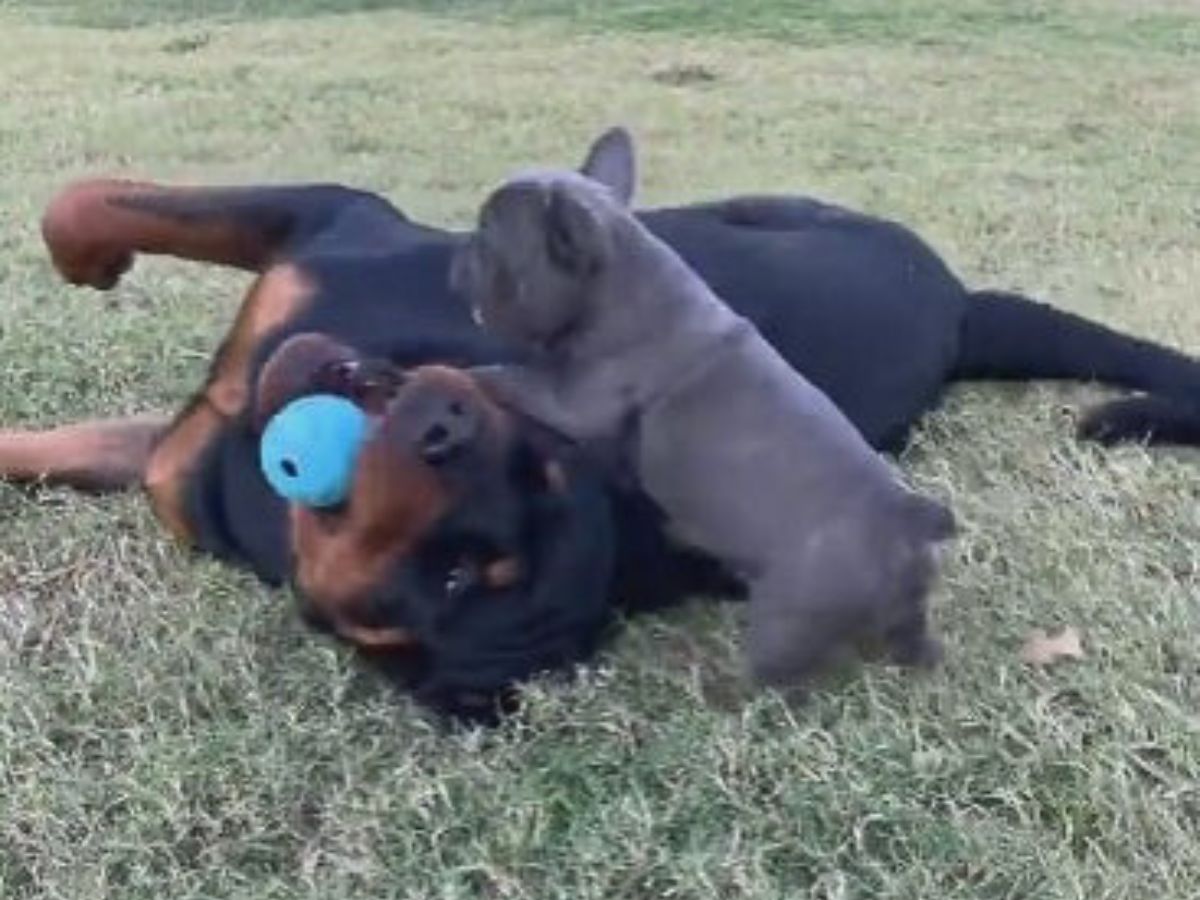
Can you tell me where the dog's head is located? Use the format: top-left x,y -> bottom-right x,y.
254,332 -> 616,723
450,127 -> 640,356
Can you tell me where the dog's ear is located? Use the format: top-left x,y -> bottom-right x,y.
579,126 -> 637,207
254,332 -> 361,430
545,186 -> 607,276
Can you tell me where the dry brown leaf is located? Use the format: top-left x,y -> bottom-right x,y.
1020,626 -> 1084,667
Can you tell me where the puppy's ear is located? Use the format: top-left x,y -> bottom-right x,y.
579,126 -> 637,207
545,186 -> 607,276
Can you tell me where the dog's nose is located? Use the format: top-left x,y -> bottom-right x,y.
417,396 -> 478,463
385,381 -> 482,465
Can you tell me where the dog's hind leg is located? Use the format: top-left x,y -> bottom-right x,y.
955,289 -> 1200,445
40,179 -> 399,290
1077,395 -> 1200,447
0,416 -> 168,492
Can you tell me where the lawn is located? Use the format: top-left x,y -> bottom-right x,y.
1,0 -> 1198,897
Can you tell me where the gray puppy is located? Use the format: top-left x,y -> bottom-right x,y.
452,128 -> 956,687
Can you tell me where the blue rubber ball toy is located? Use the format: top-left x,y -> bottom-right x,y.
260,394 -> 368,508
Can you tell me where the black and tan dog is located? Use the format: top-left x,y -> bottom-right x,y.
1,130 -> 1196,720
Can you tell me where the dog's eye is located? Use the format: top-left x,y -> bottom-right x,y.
312,360 -> 362,398
324,360 -> 361,389
444,561 -> 478,599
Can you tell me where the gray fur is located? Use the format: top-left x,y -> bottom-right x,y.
453,127 -> 956,687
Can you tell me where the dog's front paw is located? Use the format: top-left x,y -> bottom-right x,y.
41,180 -> 138,290
49,241 -> 133,290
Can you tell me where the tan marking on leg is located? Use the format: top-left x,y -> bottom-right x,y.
206,264 -> 316,417
142,264 -> 315,543
143,400 -> 224,543
0,417 -> 167,491
41,179 -> 272,289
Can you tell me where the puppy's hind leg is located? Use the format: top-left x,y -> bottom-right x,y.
879,540 -> 945,670
882,605 -> 943,669
743,571 -> 860,690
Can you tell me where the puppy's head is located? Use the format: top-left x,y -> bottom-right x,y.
451,127 -> 639,353
254,333 -> 616,723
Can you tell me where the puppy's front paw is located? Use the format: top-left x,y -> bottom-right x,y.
888,631 -> 944,670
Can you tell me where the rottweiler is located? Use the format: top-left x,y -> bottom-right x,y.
2,129 -> 1196,721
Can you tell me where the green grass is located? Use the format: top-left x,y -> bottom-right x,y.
1,1 -> 1198,897
19,0 -> 1200,56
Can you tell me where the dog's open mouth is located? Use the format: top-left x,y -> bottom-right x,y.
257,337 -> 504,528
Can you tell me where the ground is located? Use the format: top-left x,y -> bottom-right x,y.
0,1 -> 1197,897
